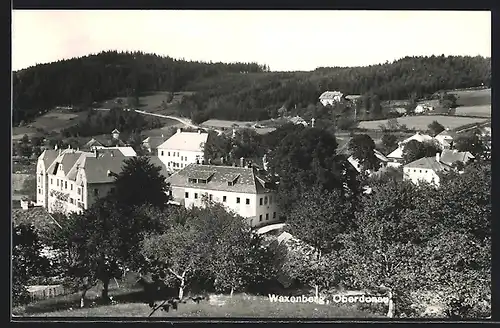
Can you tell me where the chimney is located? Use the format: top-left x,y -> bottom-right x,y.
198,129 -> 201,134
107,170 -> 112,176
311,118 -> 315,128
240,157 -> 244,168
435,152 -> 440,162
95,149 -> 99,158
177,128 -> 181,134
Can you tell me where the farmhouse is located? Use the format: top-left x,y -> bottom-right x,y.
82,129 -> 128,150
345,94 -> 362,103
403,152 -> 451,187
167,162 -> 280,227
439,149 -> 475,167
289,116 -> 308,126
157,129 -> 209,172
319,91 -> 344,106
386,132 -> 434,167
36,148 -> 167,214
434,129 -> 458,149
414,104 -> 434,114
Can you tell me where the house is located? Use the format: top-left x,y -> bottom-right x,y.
289,116 -> 308,126
345,95 -> 362,103
434,129 -> 458,149
142,135 -> 168,154
439,149 -> 475,167
389,107 -> 407,116
82,129 -> 128,150
319,91 -> 344,106
386,132 -> 434,167
403,152 -> 451,187
167,161 -> 280,228
93,146 -> 137,157
36,147 -> 168,214
347,149 -> 389,174
157,129 -> 209,172
414,104 -> 434,114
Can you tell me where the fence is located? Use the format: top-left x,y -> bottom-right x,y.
27,285 -> 71,302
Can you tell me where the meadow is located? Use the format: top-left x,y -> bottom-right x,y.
12,111 -> 87,140
358,115 -> 489,131
450,88 -> 491,117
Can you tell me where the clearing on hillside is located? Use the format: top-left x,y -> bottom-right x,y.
12,110 -> 87,140
358,115 -> 488,131
453,104 -> 491,117
449,88 -> 491,107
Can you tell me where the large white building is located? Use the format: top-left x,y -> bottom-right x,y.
167,162 -> 280,227
403,152 -> 451,187
36,147 -> 167,214
157,129 -> 209,172
319,91 -> 344,107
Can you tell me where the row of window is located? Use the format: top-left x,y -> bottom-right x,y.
184,192 -> 273,206
50,178 -> 82,195
168,162 -> 187,168
259,212 -> 277,222
406,168 -> 429,174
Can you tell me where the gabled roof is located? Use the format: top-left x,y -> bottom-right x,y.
402,132 -> 434,144
167,164 -> 274,194
83,156 -> 127,184
157,131 -> 209,152
387,147 -> 403,159
39,149 -> 59,170
46,150 -> 93,176
84,138 -> 104,148
435,129 -> 458,139
440,149 -> 475,165
112,129 -> 120,133
319,91 -> 343,99
404,157 -> 451,172
96,146 -> 136,157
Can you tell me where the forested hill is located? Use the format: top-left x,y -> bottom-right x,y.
12,51 -> 268,124
13,52 -> 490,124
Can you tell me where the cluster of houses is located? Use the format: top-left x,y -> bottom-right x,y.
30,115 -> 490,226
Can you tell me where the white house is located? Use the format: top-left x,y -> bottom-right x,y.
167,162 -> 280,228
36,147 -> 168,214
289,116 -> 308,126
434,129 -> 458,150
142,135 -> 167,154
157,129 -> 209,172
386,132 -> 435,167
319,91 -> 344,107
414,104 -> 434,114
439,149 -> 475,167
403,152 -> 451,187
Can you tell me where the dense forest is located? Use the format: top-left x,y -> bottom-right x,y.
12,51 -> 268,124
13,51 -> 490,125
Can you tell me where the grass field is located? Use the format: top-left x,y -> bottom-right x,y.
13,110 -> 87,139
18,292 -> 380,318
358,115 -> 489,131
453,104 -> 491,117
450,88 -> 491,107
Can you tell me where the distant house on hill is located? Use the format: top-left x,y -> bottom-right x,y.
82,129 -> 127,150
157,128 -> 209,172
434,129 -> 458,150
289,116 -> 308,126
345,95 -> 362,103
414,104 -> 434,114
319,91 -> 344,106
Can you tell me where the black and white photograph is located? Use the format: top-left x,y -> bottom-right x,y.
11,9 -> 491,320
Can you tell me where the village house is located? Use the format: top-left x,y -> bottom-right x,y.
82,129 -> 128,150
439,149 -> 475,168
319,91 -> 344,106
386,132 -> 434,167
434,129 -> 458,149
167,160 -> 279,227
289,116 -> 308,126
157,129 -> 209,172
36,147 -> 167,214
414,104 -> 434,114
347,149 -> 389,174
403,152 -> 451,187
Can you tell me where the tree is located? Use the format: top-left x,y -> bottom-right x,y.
428,121 -> 445,136
402,140 -> 439,164
112,156 -> 170,210
454,133 -> 484,156
348,134 -> 380,172
12,223 -> 49,306
381,134 -> 398,154
370,95 -> 382,119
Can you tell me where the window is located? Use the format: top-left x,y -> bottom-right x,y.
264,196 -> 268,205
266,213 -> 269,220
38,189 -> 41,194
413,169 -> 416,172
38,176 -> 40,183
209,194 -> 213,201
260,198 -> 263,205
195,193 -> 198,199
65,181 -> 67,189
110,188 -> 115,194
78,188 -> 81,195
185,192 -> 189,198
269,196 -> 273,204
273,212 -> 276,219
246,198 -> 250,205
223,195 -> 227,202
168,152 -> 170,156
161,151 -> 164,156
70,198 -> 74,204
259,215 -> 263,221
168,162 -> 171,167
70,184 -> 73,191
419,170 -> 422,173
236,197 -> 241,204
177,152 -> 180,157
50,178 -> 53,185
93,189 -> 99,197
57,179 -> 59,187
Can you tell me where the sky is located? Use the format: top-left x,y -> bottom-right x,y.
12,10 -> 491,72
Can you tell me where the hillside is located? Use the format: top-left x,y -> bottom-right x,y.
13,52 -> 490,125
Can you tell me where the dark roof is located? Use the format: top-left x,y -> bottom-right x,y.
142,136 -> 167,149
404,156 -> 451,172
148,156 -> 170,178
83,138 -> 104,148
40,150 -> 59,170
168,164 -> 273,194
84,157 -> 127,184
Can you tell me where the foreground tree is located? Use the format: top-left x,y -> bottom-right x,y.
380,134 -> 398,154
348,134 -> 379,171
454,132 -> 484,156
402,140 -> 440,164
427,120 -> 445,136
